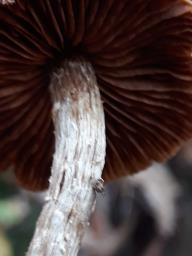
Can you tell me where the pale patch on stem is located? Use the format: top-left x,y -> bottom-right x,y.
27,60 -> 106,256
0,0 -> 15,5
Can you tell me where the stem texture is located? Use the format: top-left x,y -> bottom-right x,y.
27,59 -> 106,256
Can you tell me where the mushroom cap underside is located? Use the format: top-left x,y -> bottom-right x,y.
0,0 -> 192,190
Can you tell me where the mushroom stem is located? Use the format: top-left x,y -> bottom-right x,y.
27,60 -> 106,256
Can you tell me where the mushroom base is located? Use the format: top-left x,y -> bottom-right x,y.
27,60 -> 106,256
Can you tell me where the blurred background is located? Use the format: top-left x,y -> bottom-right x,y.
1,140 -> 192,256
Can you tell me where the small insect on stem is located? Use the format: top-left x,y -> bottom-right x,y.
92,178 -> 105,194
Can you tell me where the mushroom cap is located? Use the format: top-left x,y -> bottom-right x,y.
0,0 -> 192,190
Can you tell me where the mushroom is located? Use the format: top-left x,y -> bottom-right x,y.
0,0 -> 192,255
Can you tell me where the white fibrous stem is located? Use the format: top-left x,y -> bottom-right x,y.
27,60 -> 106,256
